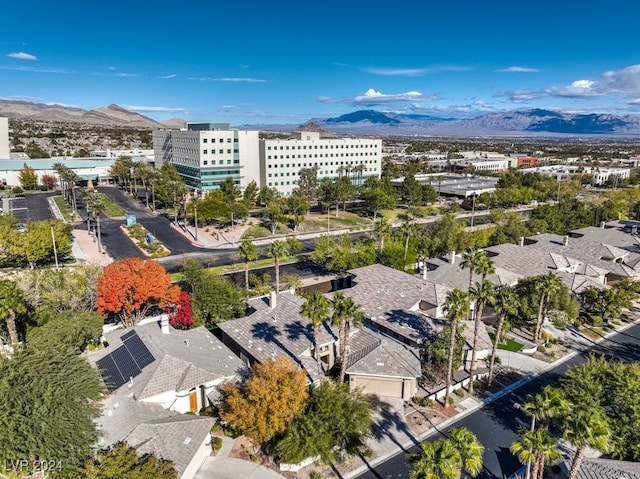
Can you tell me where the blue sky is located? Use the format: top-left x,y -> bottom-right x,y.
2,0 -> 640,124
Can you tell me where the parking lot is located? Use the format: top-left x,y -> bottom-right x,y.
2,193 -> 56,222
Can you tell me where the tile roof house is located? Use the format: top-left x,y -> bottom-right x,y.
218,290 -> 422,399
90,321 -> 242,479
562,456 -> 640,479
484,243 -> 608,294
337,264 -> 452,347
93,321 -> 244,414
524,233 -> 640,282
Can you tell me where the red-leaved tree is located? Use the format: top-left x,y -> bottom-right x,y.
167,291 -> 194,330
97,258 -> 180,327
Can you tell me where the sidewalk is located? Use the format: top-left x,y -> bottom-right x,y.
72,228 -> 113,267
194,436 -> 286,479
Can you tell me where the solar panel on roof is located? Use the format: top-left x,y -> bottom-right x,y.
96,330 -> 156,393
120,330 -> 136,341
111,346 -> 142,382
123,333 -> 155,369
96,354 -> 127,392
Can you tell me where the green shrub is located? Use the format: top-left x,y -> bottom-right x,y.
413,396 -> 434,407
454,388 -> 465,397
211,437 -> 223,453
448,396 -> 455,405
309,472 -> 325,479
200,405 -> 218,417
12,187 -> 23,194
537,345 -> 546,353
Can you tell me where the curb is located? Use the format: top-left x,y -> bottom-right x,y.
344,316 -> 640,479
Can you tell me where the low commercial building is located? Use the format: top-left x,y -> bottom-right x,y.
520,164 -> 631,185
0,158 -> 115,187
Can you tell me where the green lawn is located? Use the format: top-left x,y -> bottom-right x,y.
53,196 -> 74,222
489,333 -> 524,352
241,224 -> 273,239
102,196 -> 126,217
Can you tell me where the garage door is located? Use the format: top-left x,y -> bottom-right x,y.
353,377 -> 403,398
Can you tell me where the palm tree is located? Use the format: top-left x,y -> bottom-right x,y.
461,249 -> 485,320
448,427 -> 484,478
82,188 -> 107,254
237,240 -> 258,291
523,386 -> 569,432
488,288 -> 518,386
332,292 -> 364,384
300,292 -> 332,381
510,428 -> 561,479
267,240 -> 290,293
374,217 -> 392,252
533,272 -> 563,342
475,253 -> 495,282
0,279 -> 28,347
409,439 -> 460,479
442,289 -> 469,407
561,408 -> 611,479
400,220 -> 414,262
467,280 -> 496,393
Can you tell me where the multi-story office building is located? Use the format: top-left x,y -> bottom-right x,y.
260,131 -> 382,196
153,123 -> 260,193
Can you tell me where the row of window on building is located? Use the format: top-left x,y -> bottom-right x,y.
266,144 -> 376,150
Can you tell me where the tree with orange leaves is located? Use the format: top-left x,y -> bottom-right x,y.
219,355 -> 308,444
96,258 -> 180,327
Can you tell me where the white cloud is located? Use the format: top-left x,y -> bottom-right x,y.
7,52 -> 37,61
218,105 -> 237,111
0,65 -> 67,74
362,67 -> 428,76
187,76 -> 266,83
350,88 -> 439,106
238,64 -> 250,69
122,105 -> 188,113
317,96 -> 338,104
497,66 -> 539,73
161,74 -> 177,79
116,72 -> 139,78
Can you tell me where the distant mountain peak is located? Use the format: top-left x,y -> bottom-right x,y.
325,110 -> 400,124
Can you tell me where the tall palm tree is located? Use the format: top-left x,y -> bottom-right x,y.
561,408 -> 611,479
300,292 -> 332,381
82,188 -> 107,254
523,386 -> 569,432
461,249 -> 485,320
400,220 -> 414,262
488,288 -> 518,385
442,289 -> 469,407
448,427 -> 484,478
332,292 -> 364,384
267,240 -> 290,293
374,217 -> 392,252
475,253 -> 495,282
409,439 -> 460,479
510,428 -> 561,479
467,280 -> 496,394
237,240 -> 258,291
533,272 -> 563,342
0,279 -> 28,347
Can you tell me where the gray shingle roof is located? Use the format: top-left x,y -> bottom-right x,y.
93,323 -> 244,398
425,255 -> 520,289
221,292 -> 338,361
370,309 -> 445,346
126,415 -> 215,477
343,264 -> 451,317
572,225 -> 640,253
572,456 -> 640,479
459,320 -> 492,351
484,243 -> 609,292
347,334 -> 421,379
525,233 -> 640,278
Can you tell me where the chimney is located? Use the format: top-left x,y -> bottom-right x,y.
269,291 -> 277,309
600,221 -> 606,229
563,235 -> 569,246
449,250 -> 456,265
519,236 -> 525,247
160,314 -> 170,334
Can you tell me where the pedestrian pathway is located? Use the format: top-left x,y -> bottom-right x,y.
194,436 -> 287,479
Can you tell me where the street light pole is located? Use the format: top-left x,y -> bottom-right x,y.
471,194 -> 476,227
51,225 -> 59,268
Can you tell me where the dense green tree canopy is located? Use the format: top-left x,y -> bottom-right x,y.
0,349 -> 103,477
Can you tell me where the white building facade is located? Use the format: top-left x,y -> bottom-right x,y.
153,123 -> 260,193
260,131 -> 382,196
0,118 -> 9,159
520,165 -> 631,185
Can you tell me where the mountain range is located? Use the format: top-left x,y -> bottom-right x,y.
2,100 -> 640,137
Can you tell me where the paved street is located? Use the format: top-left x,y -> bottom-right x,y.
352,322 -> 640,479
